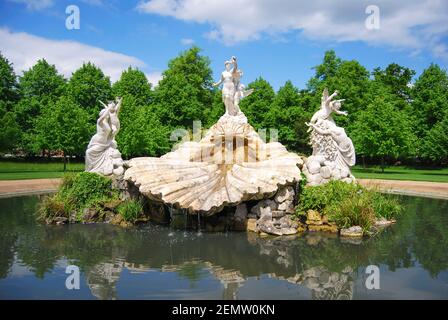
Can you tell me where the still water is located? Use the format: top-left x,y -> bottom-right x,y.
0,195 -> 447,300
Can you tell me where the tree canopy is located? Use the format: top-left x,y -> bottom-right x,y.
0,48 -> 447,166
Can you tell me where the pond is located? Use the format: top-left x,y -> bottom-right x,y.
0,195 -> 447,300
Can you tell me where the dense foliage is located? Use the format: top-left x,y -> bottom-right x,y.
38,172 -> 145,224
0,48 -> 447,165
296,180 -> 402,231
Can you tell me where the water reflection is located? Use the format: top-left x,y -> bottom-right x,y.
0,195 -> 447,299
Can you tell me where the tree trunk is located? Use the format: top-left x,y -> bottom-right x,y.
381,156 -> 385,173
63,153 -> 67,172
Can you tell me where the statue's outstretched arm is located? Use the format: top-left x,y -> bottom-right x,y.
325,90 -> 339,105
115,97 -> 122,114
306,122 -> 330,135
334,109 -> 348,116
212,74 -> 224,87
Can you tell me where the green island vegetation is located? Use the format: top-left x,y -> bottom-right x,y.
296,180 -> 402,232
0,47 -> 447,182
38,172 -> 145,226
40,171 -> 402,235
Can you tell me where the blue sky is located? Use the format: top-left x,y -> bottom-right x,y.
0,0 -> 447,89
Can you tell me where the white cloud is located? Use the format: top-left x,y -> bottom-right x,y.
180,38 -> 195,45
0,28 -> 161,84
7,0 -> 53,10
137,0 -> 448,59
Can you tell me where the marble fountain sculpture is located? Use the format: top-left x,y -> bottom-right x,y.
303,89 -> 356,186
124,57 -> 303,215
85,98 -> 124,176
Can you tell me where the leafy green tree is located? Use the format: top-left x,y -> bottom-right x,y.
239,77 -> 275,131
307,50 -> 341,91
421,114 -> 448,164
14,59 -> 66,154
0,52 -> 19,105
66,62 -> 112,119
373,63 -> 415,101
116,95 -> 170,158
112,67 -> 153,106
264,80 -> 309,152
306,51 -> 370,129
153,47 -> 213,129
352,84 -> 416,171
34,96 -> 92,168
0,53 -> 20,152
0,103 -> 21,153
411,64 -> 448,139
203,89 -> 224,128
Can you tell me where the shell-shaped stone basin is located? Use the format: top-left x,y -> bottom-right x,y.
124,113 -> 303,215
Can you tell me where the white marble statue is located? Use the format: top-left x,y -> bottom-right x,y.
85,97 -> 124,176
303,89 -> 355,185
212,56 -> 254,116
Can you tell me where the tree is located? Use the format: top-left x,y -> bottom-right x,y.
34,96 -> 92,169
0,103 -> 21,153
203,88 -> 225,128
116,95 -> 170,158
239,77 -> 275,131
411,64 -> 448,139
352,84 -> 416,171
421,114 -> 448,164
66,62 -> 112,119
0,53 -> 20,152
14,59 -> 66,154
264,80 -> 309,152
307,50 -> 341,92
153,46 -> 214,130
0,52 -> 19,105
112,67 -> 153,106
306,51 -> 370,129
373,63 -> 415,101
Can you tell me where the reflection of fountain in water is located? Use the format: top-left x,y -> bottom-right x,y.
82,230 -> 355,300
85,260 -> 124,300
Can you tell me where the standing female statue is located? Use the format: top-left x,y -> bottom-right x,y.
213,56 -> 253,116
85,97 -> 124,176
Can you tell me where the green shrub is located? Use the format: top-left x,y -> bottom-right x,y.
117,199 -> 143,222
297,180 -> 363,214
39,172 -> 119,221
296,180 -> 401,230
371,192 -> 402,220
326,192 -> 376,231
59,172 -> 117,210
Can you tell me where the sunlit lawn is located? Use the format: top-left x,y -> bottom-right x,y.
1,160 -> 447,183
352,165 -> 448,183
0,161 -> 85,180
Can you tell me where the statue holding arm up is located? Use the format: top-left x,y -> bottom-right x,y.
85,97 -> 124,176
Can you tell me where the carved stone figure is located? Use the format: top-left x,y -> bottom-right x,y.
212,56 -> 253,116
303,89 -> 355,185
85,98 -> 124,176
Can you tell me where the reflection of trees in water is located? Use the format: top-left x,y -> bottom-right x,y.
1,195 -> 448,299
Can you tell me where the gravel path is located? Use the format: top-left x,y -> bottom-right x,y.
0,178 -> 447,199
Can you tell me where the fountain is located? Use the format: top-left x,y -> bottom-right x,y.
124,57 -> 303,216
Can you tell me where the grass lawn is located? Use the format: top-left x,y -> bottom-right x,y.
352,165 -> 448,183
1,161 -> 447,183
0,161 -> 85,180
